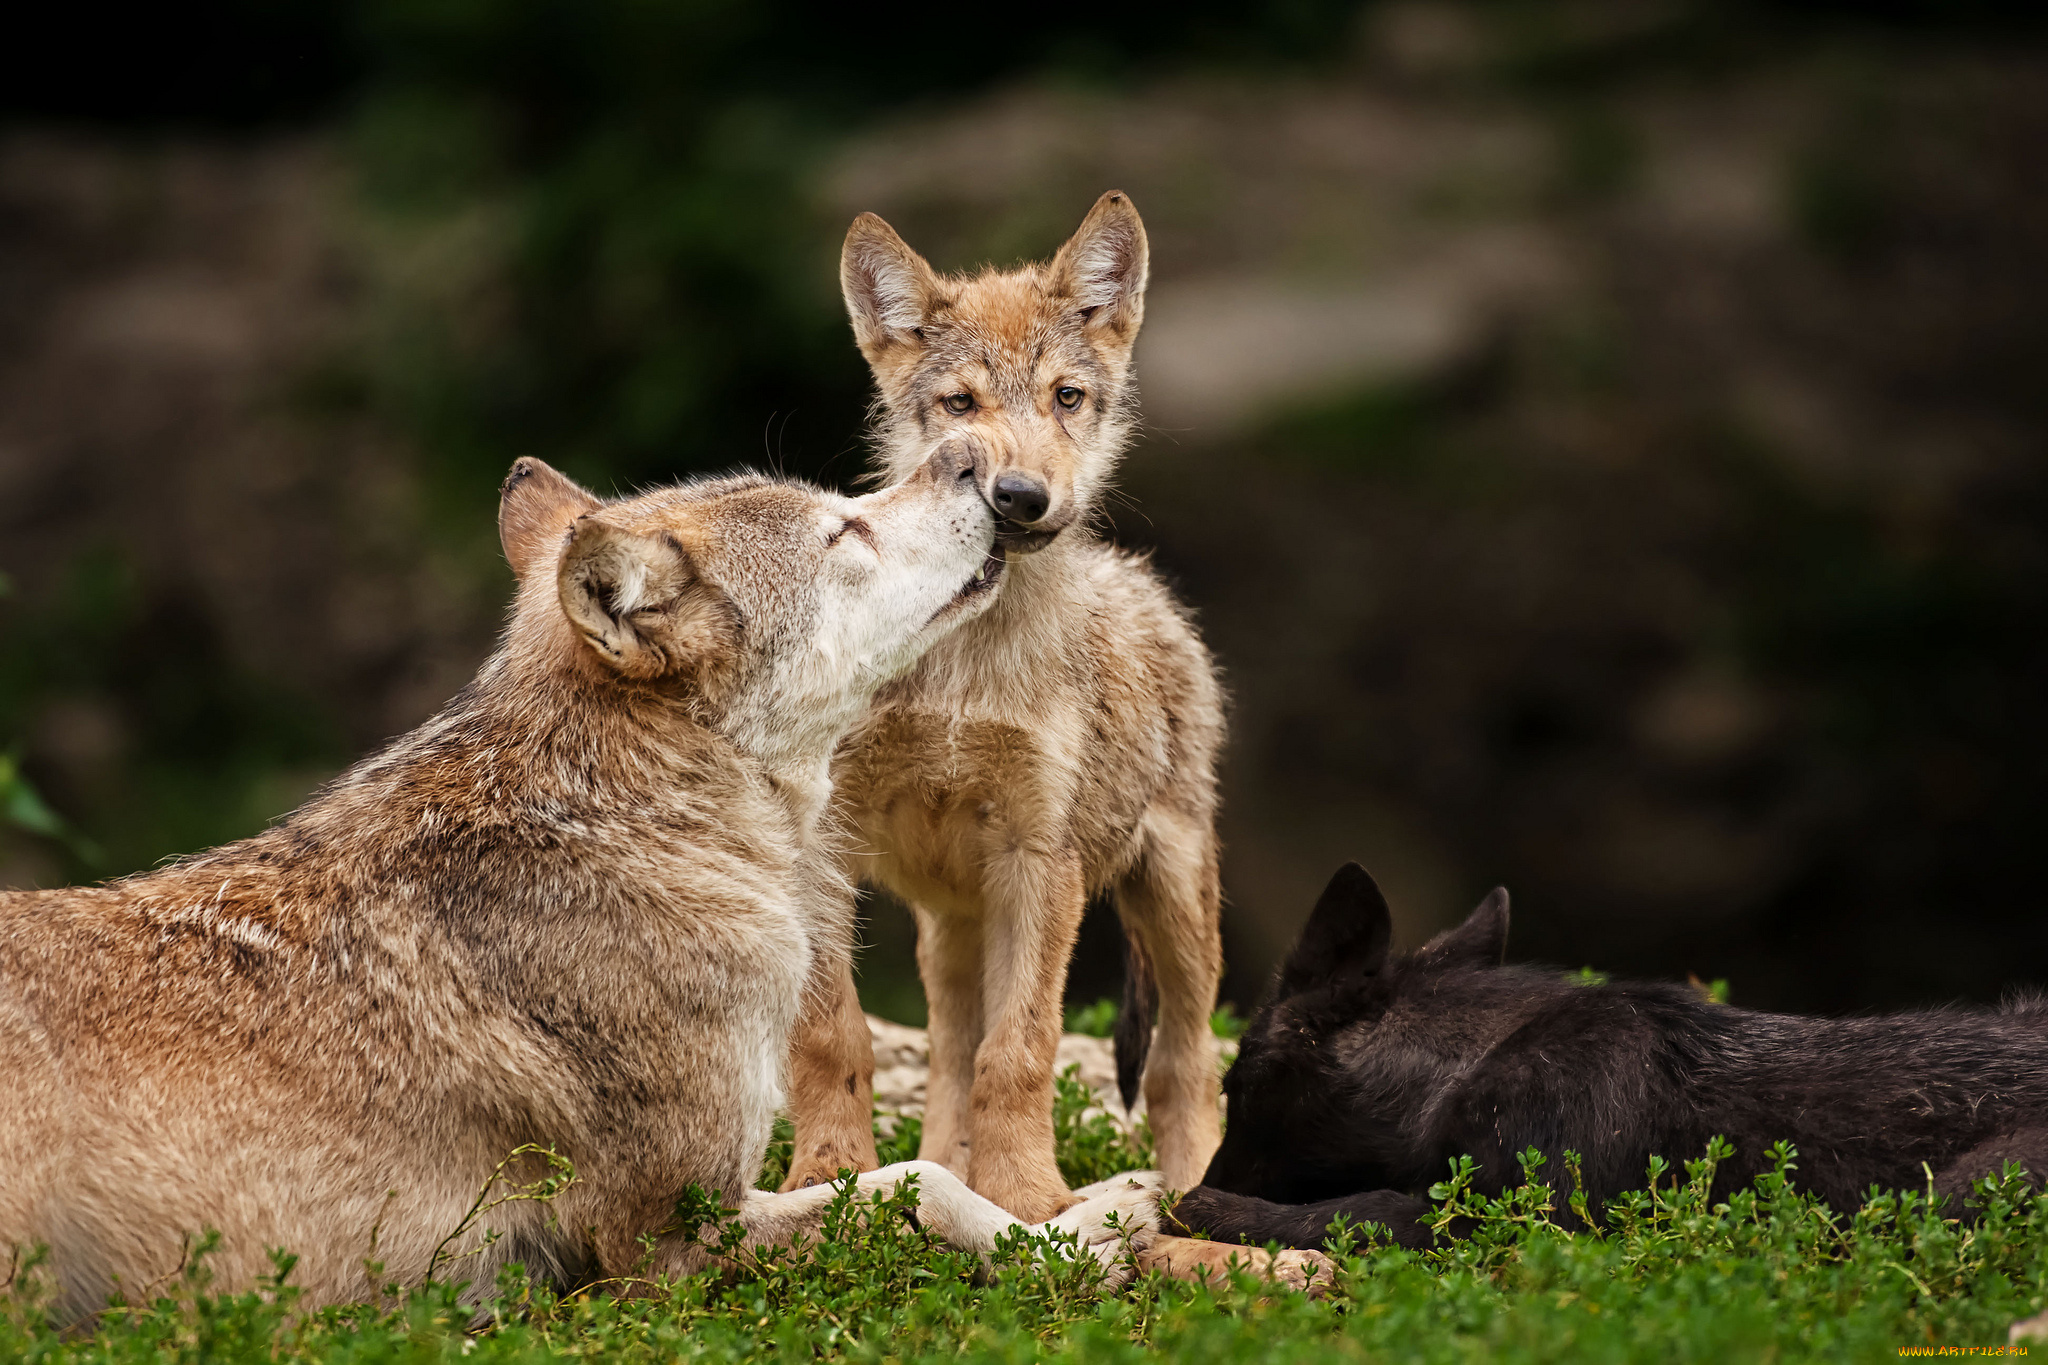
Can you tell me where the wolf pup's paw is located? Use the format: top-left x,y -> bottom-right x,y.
779,1153 -> 874,1192
778,1131 -> 882,1192
975,1167 -> 1083,1224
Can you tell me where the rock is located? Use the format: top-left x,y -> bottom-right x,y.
862,1014 -> 1233,1129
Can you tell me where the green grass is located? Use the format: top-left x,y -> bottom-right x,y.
6,1074 -> 2044,1364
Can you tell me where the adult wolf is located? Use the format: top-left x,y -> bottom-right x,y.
0,445 -> 1161,1322
779,192 -> 1226,1220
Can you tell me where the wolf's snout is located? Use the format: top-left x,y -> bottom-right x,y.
991,472 -> 1050,526
922,438 -> 986,490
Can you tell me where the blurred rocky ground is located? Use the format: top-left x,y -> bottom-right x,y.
864,1014 -> 1232,1133
3,2 -> 2044,1015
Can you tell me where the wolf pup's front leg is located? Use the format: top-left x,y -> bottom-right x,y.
955,848 -> 1090,1220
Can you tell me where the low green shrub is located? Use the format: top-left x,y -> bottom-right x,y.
6,1115 -> 2043,1363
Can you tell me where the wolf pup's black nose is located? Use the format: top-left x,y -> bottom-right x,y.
991,472 -> 1050,525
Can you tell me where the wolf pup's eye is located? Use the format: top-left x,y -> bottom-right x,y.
942,393 -> 974,415
1055,386 -> 1084,409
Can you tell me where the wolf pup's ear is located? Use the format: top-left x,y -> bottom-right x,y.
842,213 -> 944,361
1049,190 -> 1149,340
1420,888 -> 1511,969
1276,862 -> 1394,998
501,457 -> 600,581
557,517 -> 732,682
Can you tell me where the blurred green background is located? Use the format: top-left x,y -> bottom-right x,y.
3,0 -> 2044,1019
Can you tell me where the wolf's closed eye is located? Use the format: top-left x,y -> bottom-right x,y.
827,517 -> 877,550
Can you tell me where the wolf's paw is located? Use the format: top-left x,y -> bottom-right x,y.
1064,1170 -> 1167,1208
1047,1171 -> 1165,1244
1268,1248 -> 1337,1299
1034,1170 -> 1164,1289
1136,1236 -> 1336,1299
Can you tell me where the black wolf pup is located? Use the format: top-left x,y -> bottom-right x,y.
1171,863 -> 2048,1250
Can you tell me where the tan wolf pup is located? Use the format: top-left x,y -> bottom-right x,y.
0,445 -> 1162,1322
780,192 -> 1226,1221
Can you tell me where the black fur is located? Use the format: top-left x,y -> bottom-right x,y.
1171,863 -> 2048,1250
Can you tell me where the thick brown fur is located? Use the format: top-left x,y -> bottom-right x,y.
0,448 -> 1165,1321
781,192 -> 1226,1220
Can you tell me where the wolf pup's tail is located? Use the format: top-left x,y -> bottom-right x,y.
1114,922 -> 1156,1111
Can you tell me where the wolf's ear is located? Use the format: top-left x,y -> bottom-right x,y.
842,213 -> 944,361
1420,888 -> 1511,969
557,516 -> 731,681
1049,190 -> 1149,340
501,457 -> 600,580
1276,862 -> 1394,998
